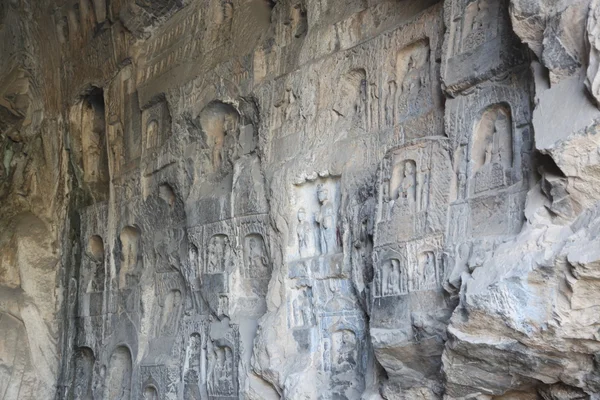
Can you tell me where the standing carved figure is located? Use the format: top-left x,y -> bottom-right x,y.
248,237 -> 269,277
315,185 -> 337,255
401,161 -> 417,209
207,237 -> 220,273
297,207 -> 313,257
222,236 -> 232,271
422,252 -> 437,289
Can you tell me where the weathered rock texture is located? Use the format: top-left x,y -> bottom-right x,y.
1,0 -> 600,399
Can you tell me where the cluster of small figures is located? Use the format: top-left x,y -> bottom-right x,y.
207,347 -> 234,395
207,235 -> 232,273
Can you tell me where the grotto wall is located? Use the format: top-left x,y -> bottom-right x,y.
1,0 -> 600,399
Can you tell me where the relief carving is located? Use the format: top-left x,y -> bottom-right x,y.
199,101 -> 239,173
183,333 -> 203,400
72,347 -> 94,400
206,234 -> 233,274
291,178 -> 341,260
158,289 -> 183,336
243,234 -> 270,279
142,100 -> 170,152
103,346 -> 132,400
315,184 -> 339,255
119,226 -> 142,289
374,258 -> 408,298
471,104 -> 513,194
206,332 -> 238,399
289,286 -> 315,328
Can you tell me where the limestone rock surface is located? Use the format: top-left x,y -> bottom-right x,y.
0,0 -> 600,399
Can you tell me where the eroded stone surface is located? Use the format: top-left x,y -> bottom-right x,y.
1,0 -> 600,399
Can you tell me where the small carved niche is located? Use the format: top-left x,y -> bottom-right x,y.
390,159 -> 417,205
374,258 -> 407,298
145,120 -> 159,149
103,346 -> 132,400
333,68 -> 367,120
81,88 -> 109,190
72,347 -> 94,400
292,177 -> 341,261
331,329 -> 358,374
119,226 -> 141,289
159,289 -> 182,336
416,251 -> 438,291
142,100 -> 170,152
243,234 -> 271,279
461,0 -> 493,52
87,235 -> 104,262
471,104 -> 513,193
207,343 -> 235,396
206,234 -> 233,274
143,386 -> 158,400
199,101 -> 240,172
87,235 -> 105,293
158,183 -> 176,207
288,286 -> 315,328
184,333 -> 203,398
396,39 -> 430,97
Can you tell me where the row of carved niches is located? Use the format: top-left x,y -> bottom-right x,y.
73,313 -> 243,399
77,224 -> 142,337
446,70 -> 533,241
188,214 -> 272,318
260,7 -> 443,164
71,345 -> 134,400
138,0 -> 234,86
442,0 -> 527,94
376,138 -> 452,246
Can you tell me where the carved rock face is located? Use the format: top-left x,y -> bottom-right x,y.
2,0 -> 600,399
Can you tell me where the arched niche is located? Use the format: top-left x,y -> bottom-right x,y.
396,39 -> 430,96
199,101 -> 240,172
184,333 -> 203,398
145,119 -> 159,150
158,182 -> 176,207
416,250 -> 438,291
206,233 -> 232,274
72,346 -> 95,400
80,88 -> 109,192
470,103 -> 513,194
243,233 -> 270,279
143,385 -> 158,400
87,235 -> 105,293
331,329 -> 358,374
390,159 -> 417,205
158,289 -> 182,336
87,235 -> 104,262
103,346 -> 132,400
118,225 -> 141,289
472,103 -> 512,171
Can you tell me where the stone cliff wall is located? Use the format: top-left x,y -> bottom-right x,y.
0,0 -> 600,399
